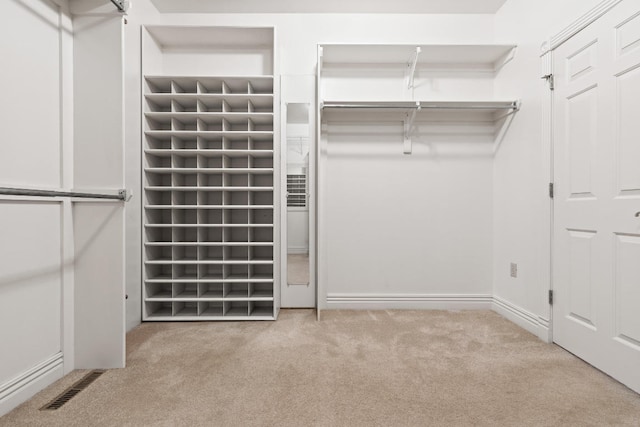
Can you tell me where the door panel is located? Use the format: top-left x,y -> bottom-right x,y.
553,0 -> 640,393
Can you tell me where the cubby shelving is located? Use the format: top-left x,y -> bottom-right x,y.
143,75 -> 276,320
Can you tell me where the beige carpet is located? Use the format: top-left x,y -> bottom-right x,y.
2,310 -> 640,426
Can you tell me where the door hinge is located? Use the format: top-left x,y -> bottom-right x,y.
549,182 -> 554,199
548,290 -> 554,305
541,74 -> 554,91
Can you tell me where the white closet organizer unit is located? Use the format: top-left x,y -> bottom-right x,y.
142,26 -> 279,320
319,44 -> 520,153
316,44 -> 520,312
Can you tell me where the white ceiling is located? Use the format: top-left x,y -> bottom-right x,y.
149,0 -> 509,14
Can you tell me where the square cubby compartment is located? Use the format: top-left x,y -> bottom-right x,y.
199,227 -> 222,243
199,283 -> 223,298
197,79 -> 223,94
199,156 -> 223,169
174,246 -> 198,261
173,156 -> 197,169
200,264 -> 223,280
173,301 -> 198,317
172,138 -> 197,150
250,209 -> 273,225
174,283 -> 198,299
224,301 -> 248,317
224,80 -> 248,94
250,138 -> 273,151
224,192 -> 248,206
145,208 -> 172,225
171,80 -> 197,94
146,264 -> 172,280
224,209 -> 248,225
172,119 -> 197,131
173,209 -> 197,225
198,137 -> 222,150
200,246 -> 223,261
250,174 -> 272,188
174,264 -> 198,280
225,138 -> 248,150
227,264 -> 249,280
199,173 -> 222,187
225,227 -> 248,243
172,173 -> 198,187
173,227 -> 198,243
198,99 -> 223,113
146,245 -> 172,261
171,99 -> 197,113
146,154 -> 171,169
146,172 -> 171,187
250,227 -> 272,243
145,301 -> 172,318
145,283 -> 172,299
224,121 -> 248,132
198,118 -> 222,132
224,174 -> 248,187
199,301 -> 223,317
198,209 -> 222,225
225,246 -> 248,261
199,191 -> 223,206
145,190 -> 171,206
147,136 -> 171,149
251,264 -> 273,280
250,192 -> 272,206
250,246 -> 273,262
251,157 -> 273,168
145,99 -> 170,112
227,157 -> 248,169
225,282 -> 249,298
250,283 -> 273,298
145,227 -> 172,243
173,191 -> 198,205
249,301 -> 274,317
146,117 -> 171,131
224,99 -> 249,113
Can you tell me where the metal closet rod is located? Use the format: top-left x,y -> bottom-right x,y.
323,102 -> 519,110
110,0 -> 126,12
0,187 -> 128,201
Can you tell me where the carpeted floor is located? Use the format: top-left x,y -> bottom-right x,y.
2,309 -> 640,426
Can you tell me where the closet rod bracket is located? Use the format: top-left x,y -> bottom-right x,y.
404,102 -> 420,154
407,47 -> 422,90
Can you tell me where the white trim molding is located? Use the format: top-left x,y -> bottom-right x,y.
492,296 -> 551,342
326,293 -> 493,310
0,353 -> 64,416
545,0 -> 623,53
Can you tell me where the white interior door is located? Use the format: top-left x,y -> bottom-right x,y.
553,0 -> 640,394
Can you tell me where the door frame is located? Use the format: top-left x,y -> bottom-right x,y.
544,0 -> 626,344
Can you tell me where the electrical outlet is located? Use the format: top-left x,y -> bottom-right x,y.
510,263 -> 518,278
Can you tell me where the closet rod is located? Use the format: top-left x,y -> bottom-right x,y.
0,187 -> 129,201
110,0 -> 126,12
323,102 -> 519,110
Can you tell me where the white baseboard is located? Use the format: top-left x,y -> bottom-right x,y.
0,353 -> 64,417
492,296 -> 551,342
326,293 -> 493,310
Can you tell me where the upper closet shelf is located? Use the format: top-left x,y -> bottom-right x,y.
322,100 -> 519,112
320,44 -> 517,71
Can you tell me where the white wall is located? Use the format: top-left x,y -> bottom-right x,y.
0,0 -> 72,415
123,2 -> 496,326
492,0 -> 602,338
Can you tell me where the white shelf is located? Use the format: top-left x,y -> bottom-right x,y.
143,74 -> 276,321
321,44 -> 517,71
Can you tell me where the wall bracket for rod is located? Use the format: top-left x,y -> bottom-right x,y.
403,102 -> 420,154
407,47 -> 422,90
